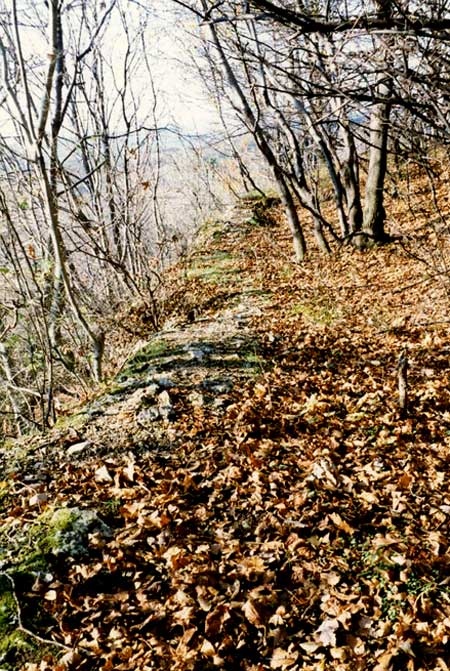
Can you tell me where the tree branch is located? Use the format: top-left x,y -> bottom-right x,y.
208,1 -> 450,35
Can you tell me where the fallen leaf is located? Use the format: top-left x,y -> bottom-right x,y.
200,639 -> 215,656
94,465 -> 113,483
329,512 -> 355,534
242,599 -> 263,627
270,647 -> 299,669
316,617 -> 340,646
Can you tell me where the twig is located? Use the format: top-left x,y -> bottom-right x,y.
0,571 -> 72,652
397,349 -> 409,418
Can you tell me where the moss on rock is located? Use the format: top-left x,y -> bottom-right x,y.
46,506 -> 112,558
0,575 -> 56,671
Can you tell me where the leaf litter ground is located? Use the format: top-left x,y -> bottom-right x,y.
1,186 -> 450,671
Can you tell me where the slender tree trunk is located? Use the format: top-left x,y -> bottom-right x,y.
362,78 -> 392,243
293,98 -> 349,238
274,170 -> 307,261
340,123 -> 363,239
0,342 -> 29,435
37,1 -> 104,381
361,0 -> 393,245
272,104 -> 330,253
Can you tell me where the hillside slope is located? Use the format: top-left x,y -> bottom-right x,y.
1,193 -> 450,671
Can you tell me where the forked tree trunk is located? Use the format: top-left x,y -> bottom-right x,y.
340,122 -> 363,240
36,0 -> 104,381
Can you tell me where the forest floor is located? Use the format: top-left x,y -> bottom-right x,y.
1,173 -> 450,671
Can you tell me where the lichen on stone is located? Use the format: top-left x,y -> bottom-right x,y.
48,507 -> 112,558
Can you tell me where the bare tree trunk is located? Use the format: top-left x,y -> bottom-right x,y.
34,0 -> 104,381
340,122 -> 363,239
362,78 -> 392,244
0,342 -> 29,434
361,0 -> 393,245
275,172 -> 307,261
293,98 -> 349,239
271,104 -> 330,254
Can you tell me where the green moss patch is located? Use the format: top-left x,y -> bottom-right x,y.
291,298 -> 341,326
53,411 -> 88,432
186,251 -> 240,284
0,507 -> 111,580
0,575 -> 57,671
119,338 -> 170,379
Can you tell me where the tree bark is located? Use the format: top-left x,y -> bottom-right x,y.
340,122 -> 363,239
361,0 -> 394,246
362,78 -> 392,244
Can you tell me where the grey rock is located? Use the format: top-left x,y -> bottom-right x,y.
158,390 -> 174,420
187,348 -> 206,361
188,391 -> 204,408
212,398 -> 229,409
202,377 -> 234,394
150,375 -> 175,389
137,407 -> 161,424
67,440 -> 91,456
142,383 -> 160,399
49,508 -> 112,559
184,343 -> 214,361
114,377 -> 146,390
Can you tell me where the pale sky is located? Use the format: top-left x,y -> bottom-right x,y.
0,0 -> 221,137
99,1 -> 221,134
146,6 -> 220,133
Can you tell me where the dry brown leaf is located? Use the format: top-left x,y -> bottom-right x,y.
205,604 -> 230,637
373,652 -> 394,671
329,512 -> 355,534
200,639 -> 215,657
242,599 -> 263,627
270,647 -> 299,669
238,555 -> 266,577
44,589 -> 58,601
316,617 -> 340,646
94,465 -> 113,483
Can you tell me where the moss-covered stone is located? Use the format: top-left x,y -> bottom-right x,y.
0,630 -> 33,671
0,580 -> 16,631
186,251 -> 240,285
0,507 -> 112,581
0,504 -> 114,666
238,191 -> 281,227
44,507 -> 112,558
